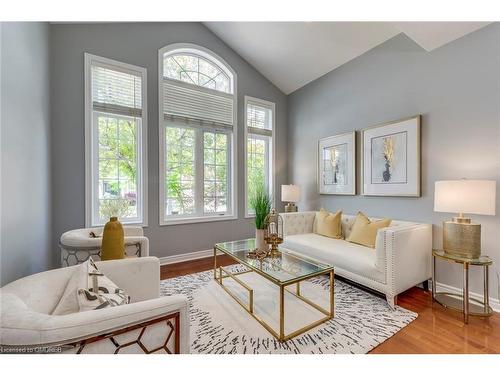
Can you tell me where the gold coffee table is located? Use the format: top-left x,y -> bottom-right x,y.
214,239 -> 334,342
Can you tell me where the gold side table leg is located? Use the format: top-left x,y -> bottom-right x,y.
484,265 -> 489,314
296,282 -> 301,297
213,247 -> 217,280
431,254 -> 436,300
279,285 -> 285,341
463,263 -> 469,324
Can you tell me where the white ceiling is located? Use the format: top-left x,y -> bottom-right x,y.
204,22 -> 491,94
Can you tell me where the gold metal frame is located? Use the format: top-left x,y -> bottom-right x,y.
360,114 -> 421,197
65,312 -> 180,354
214,246 -> 334,342
432,249 -> 493,324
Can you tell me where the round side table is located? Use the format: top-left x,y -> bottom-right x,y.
432,249 -> 493,323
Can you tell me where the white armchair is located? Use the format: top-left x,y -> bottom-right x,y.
0,257 -> 190,354
59,226 -> 149,267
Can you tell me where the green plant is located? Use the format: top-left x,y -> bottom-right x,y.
249,184 -> 272,230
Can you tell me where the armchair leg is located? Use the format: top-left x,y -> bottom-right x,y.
422,280 -> 429,291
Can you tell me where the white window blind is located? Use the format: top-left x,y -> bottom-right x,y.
162,81 -> 234,126
92,64 -> 143,117
247,101 -> 272,137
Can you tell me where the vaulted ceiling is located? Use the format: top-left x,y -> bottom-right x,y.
204,22 -> 490,94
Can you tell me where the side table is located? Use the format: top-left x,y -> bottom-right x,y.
432,249 -> 493,323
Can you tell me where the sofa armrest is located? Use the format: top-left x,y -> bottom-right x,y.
379,224 -> 432,296
1,293 -> 190,353
123,226 -> 144,236
97,257 -> 159,302
281,211 -> 316,236
124,236 -> 150,257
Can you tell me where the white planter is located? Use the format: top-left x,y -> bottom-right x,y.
255,229 -> 268,252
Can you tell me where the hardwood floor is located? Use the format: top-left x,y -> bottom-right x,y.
161,256 -> 500,354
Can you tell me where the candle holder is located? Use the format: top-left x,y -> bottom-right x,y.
264,209 -> 283,257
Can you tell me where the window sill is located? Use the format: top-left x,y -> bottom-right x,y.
160,215 -> 237,226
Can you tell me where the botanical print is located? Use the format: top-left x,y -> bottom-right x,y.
323,143 -> 347,185
371,131 -> 407,184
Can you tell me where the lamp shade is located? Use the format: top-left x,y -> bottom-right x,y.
281,184 -> 300,203
434,180 -> 496,215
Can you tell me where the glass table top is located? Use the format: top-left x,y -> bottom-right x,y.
215,239 -> 333,285
433,249 -> 492,265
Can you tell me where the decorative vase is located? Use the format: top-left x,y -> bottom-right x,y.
255,229 -> 268,252
101,217 -> 125,261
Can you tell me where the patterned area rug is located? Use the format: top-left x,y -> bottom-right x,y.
160,266 -> 417,354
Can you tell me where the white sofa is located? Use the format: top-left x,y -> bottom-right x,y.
281,212 -> 432,308
0,257 -> 190,354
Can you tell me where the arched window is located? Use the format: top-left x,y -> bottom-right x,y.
158,44 -> 237,225
163,53 -> 232,94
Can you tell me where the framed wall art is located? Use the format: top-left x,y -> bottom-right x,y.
361,115 -> 421,197
318,131 -> 356,195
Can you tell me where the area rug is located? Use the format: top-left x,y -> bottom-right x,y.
160,266 -> 417,354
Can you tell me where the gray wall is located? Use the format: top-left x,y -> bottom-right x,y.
1,22 -> 52,285
288,24 -> 500,298
50,23 -> 287,263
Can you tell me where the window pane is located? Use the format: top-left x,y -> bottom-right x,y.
247,136 -> 269,214
97,114 -> 139,221
165,126 -> 196,216
204,131 -> 229,214
163,54 -> 231,94
247,103 -> 271,130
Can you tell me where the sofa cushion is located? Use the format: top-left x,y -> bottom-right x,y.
282,233 -> 385,283
346,212 -> 391,248
313,209 -> 342,239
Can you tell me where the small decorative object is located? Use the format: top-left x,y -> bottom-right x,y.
247,248 -> 268,260
264,209 -> 283,257
318,132 -> 356,195
101,217 -> 125,261
249,183 -> 272,252
434,179 -> 496,258
281,184 -> 300,212
362,116 -> 421,196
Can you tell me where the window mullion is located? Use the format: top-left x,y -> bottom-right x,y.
195,128 -> 205,216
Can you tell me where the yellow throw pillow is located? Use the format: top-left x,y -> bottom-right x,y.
346,212 -> 392,248
314,208 -> 342,239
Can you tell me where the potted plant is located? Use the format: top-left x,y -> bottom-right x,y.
249,184 -> 272,252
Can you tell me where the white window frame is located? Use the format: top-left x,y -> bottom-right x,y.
244,96 -> 276,218
84,53 -> 148,227
158,43 -> 237,226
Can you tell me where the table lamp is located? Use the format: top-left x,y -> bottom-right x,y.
281,184 -> 300,213
434,180 -> 496,258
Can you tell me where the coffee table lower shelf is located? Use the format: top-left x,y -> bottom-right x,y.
213,256 -> 334,342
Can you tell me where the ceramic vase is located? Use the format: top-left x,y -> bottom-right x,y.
255,229 -> 268,252
101,217 -> 125,261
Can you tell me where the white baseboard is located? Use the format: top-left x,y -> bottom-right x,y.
433,281 -> 500,313
159,249 -> 213,265
159,250 -> 500,313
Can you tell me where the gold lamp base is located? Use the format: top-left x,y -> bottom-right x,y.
443,217 -> 481,259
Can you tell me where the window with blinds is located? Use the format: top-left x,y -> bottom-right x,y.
85,53 -> 148,227
159,44 -> 237,225
245,96 -> 275,216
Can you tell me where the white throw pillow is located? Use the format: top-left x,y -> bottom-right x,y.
52,259 -> 129,315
